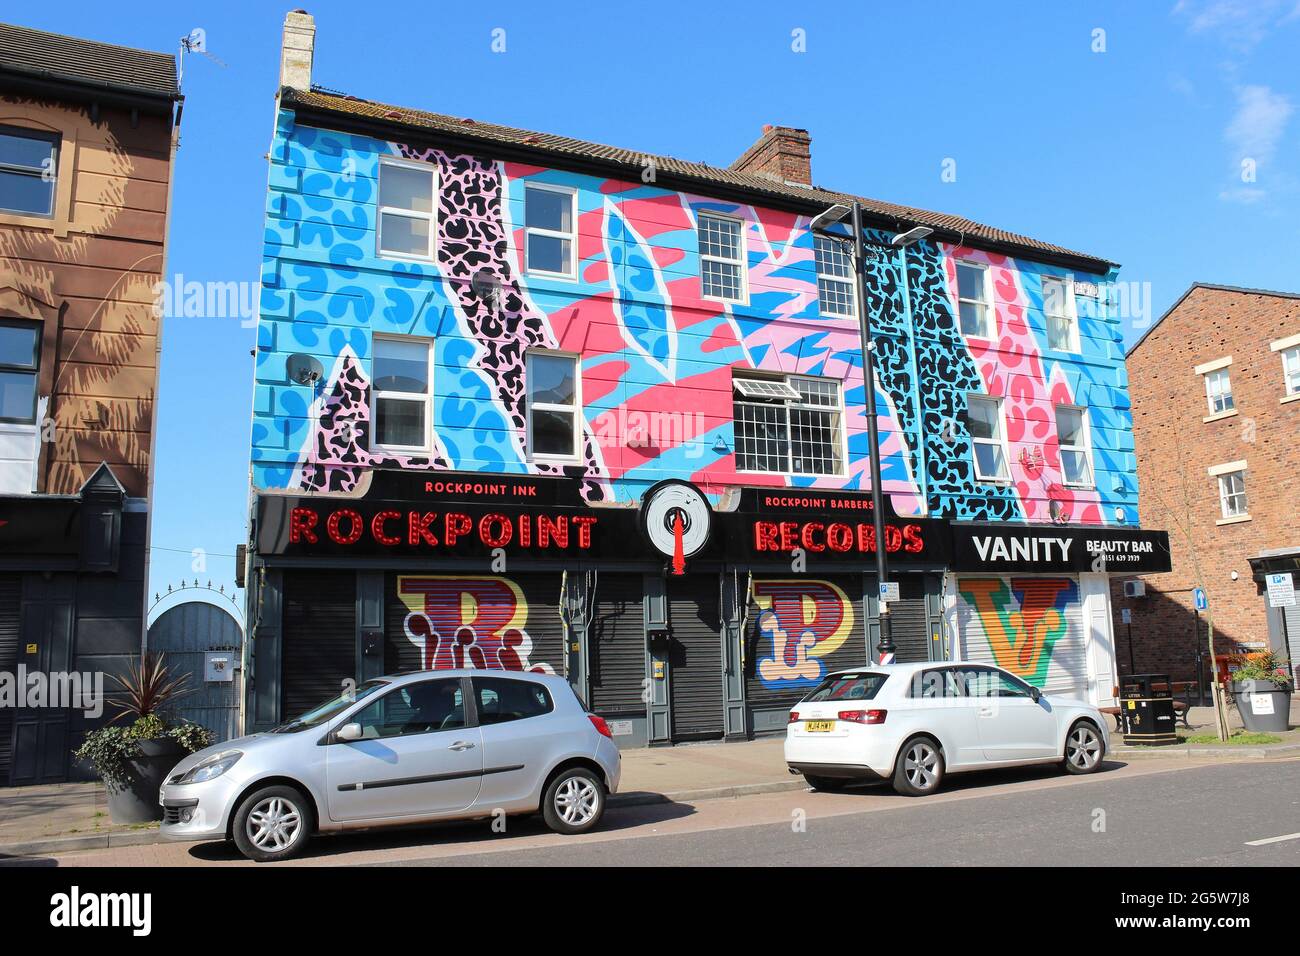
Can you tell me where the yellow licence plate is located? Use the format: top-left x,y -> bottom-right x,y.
805,720 -> 835,732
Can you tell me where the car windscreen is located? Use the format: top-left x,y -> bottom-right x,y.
802,672 -> 888,703
269,679 -> 389,732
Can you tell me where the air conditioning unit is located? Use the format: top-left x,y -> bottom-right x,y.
1123,580 -> 1146,599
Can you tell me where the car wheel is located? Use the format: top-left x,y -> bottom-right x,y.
892,735 -> 944,796
231,785 -> 313,862
542,767 -> 606,835
1062,720 -> 1105,775
804,774 -> 852,792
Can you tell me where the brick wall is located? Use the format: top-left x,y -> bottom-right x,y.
729,125 -> 812,185
1114,285 -> 1300,680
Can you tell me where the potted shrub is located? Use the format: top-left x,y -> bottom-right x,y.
1227,650 -> 1293,733
73,652 -> 215,824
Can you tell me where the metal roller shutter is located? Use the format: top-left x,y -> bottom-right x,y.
588,574 -> 645,716
884,575 -> 930,664
953,574 -> 1090,700
282,570 -> 356,720
746,575 -> 868,714
385,573 -> 567,676
1285,595 -> 1300,685
669,576 -> 724,741
0,575 -> 19,785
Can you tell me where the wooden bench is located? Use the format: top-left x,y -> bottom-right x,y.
1098,682 -> 1196,732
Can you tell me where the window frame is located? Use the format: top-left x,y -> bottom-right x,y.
1042,275 -> 1080,353
343,677 -> 470,741
1214,467 -> 1249,521
698,211 -> 748,305
370,334 -> 435,454
0,124 -> 59,219
1054,403 -> 1094,489
956,259 -> 993,339
526,348 -> 582,463
966,394 -> 1011,483
471,674 -> 555,726
521,181 -> 578,281
1202,366 -> 1234,416
732,372 -> 847,478
376,155 -> 437,263
1280,346 -> 1300,398
814,234 -> 857,318
0,317 -> 41,425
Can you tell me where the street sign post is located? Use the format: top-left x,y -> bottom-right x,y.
879,581 -> 900,603
1193,587 -> 1208,611
1266,573 -> 1295,608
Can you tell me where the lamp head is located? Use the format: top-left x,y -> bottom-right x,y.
810,203 -> 851,232
890,226 -> 934,248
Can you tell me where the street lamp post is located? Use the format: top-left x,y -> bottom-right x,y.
811,201 -> 931,664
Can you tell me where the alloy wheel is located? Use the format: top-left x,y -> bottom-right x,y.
246,796 -> 303,851
1067,725 -> 1102,770
553,776 -> 599,826
904,741 -> 940,790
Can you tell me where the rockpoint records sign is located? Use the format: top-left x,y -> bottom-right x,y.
948,523 -> 1172,574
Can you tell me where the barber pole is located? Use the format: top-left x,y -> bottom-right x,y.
878,650 -> 896,665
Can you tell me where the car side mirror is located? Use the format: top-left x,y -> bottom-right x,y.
1029,687 -> 1042,703
336,722 -> 363,742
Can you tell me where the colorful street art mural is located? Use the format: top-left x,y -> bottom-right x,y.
252,108 -> 1136,525
396,575 -> 558,674
956,576 -> 1080,687
752,579 -> 857,690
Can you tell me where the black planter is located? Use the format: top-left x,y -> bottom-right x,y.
105,738 -> 186,825
1230,680 -> 1293,733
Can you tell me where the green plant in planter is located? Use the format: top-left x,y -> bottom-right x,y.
1228,650 -> 1293,690
72,652 -> 214,787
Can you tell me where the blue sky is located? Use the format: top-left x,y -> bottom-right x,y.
18,1 -> 1298,608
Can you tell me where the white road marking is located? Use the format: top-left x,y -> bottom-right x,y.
1244,832 -> 1300,846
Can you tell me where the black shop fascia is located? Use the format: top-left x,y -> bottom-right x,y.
253,472 -> 951,573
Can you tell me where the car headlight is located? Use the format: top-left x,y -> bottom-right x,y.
175,751 -> 243,784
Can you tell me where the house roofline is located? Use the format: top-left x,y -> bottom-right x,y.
1127,281 -> 1300,358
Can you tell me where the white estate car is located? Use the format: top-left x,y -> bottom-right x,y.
785,662 -> 1109,796
160,670 -> 621,862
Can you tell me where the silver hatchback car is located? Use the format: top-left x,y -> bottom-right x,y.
160,669 -> 622,861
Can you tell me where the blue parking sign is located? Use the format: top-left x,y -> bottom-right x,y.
1193,587 -> 1208,611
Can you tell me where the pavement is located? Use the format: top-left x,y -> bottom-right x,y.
1,697 -> 1295,860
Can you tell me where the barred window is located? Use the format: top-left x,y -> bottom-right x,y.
815,235 -> 855,317
734,374 -> 843,475
699,213 -> 746,303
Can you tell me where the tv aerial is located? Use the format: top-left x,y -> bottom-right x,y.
178,28 -> 227,86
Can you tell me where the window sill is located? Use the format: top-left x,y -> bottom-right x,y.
1202,409 -> 1239,424
1280,393 -> 1300,406
1216,514 -> 1251,526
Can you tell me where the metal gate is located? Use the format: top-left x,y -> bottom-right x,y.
282,570 -> 356,720
147,599 -> 245,743
0,575 -> 18,784
588,574 -> 645,718
668,576 -> 724,741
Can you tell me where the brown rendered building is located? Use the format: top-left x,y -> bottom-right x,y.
0,22 -> 181,784
1113,284 -> 1300,689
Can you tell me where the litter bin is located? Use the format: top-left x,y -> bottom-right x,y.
1120,673 -> 1179,745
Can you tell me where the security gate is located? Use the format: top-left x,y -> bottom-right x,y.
147,599 -> 244,742
0,575 -> 18,785
668,576 -> 725,741
281,570 -> 357,719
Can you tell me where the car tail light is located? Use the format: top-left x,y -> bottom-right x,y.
588,714 -> 613,739
788,711 -> 800,723
838,709 -> 887,724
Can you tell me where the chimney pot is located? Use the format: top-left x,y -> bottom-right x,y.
280,10 -> 316,91
730,124 -> 812,186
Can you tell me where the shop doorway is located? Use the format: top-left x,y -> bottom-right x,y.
667,576 -> 724,741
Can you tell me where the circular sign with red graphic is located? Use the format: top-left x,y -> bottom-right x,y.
639,480 -> 712,573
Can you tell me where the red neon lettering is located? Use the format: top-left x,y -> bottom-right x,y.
408,511 -> 438,546
518,513 -> 531,548
778,521 -> 799,552
857,523 -> 875,552
371,510 -> 401,546
537,514 -> 568,548
289,507 -> 318,544
327,508 -> 363,545
571,515 -> 597,549
826,522 -> 853,552
800,522 -> 826,553
884,525 -> 903,553
754,521 -> 779,551
478,513 -> 513,548
903,523 -> 924,553
444,512 -> 472,545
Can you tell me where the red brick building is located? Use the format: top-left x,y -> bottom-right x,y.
1114,284 -> 1300,688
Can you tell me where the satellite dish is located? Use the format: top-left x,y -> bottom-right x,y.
286,353 -> 324,386
471,269 -> 501,303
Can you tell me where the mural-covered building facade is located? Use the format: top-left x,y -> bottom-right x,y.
244,13 -> 1169,745
0,23 -> 180,783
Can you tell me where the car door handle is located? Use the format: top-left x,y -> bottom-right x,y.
978,707 -> 994,717
448,741 -> 476,751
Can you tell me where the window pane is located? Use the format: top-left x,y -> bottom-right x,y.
0,370 -> 37,421
1062,449 -> 1091,485
790,406 -> 841,475
1284,349 -> 1300,394
959,300 -> 986,337
814,236 -> 853,279
526,232 -> 572,275
699,215 -> 741,260
474,677 -> 553,725
1055,406 -> 1084,445
803,672 -> 888,702
0,130 -> 57,170
525,187 -> 572,232
817,277 -> 855,317
375,397 -> 426,446
531,408 -> 575,456
374,338 -> 429,393
528,353 -> 575,406
702,258 -> 742,300
1042,279 -> 1067,317
352,680 -> 465,738
957,263 -> 985,302
967,399 -> 1000,440
379,212 -> 431,257
735,402 -> 788,472
0,323 -> 38,367
379,163 -> 433,213
0,169 -> 54,216
1047,315 -> 1074,351
975,441 -> 1007,480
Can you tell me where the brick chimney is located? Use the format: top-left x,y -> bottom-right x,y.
730,124 -> 812,185
279,9 -> 316,90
